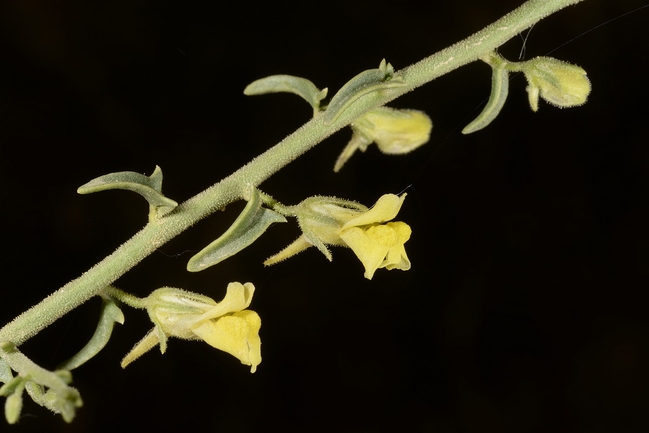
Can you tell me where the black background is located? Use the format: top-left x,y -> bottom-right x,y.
1,1 -> 648,432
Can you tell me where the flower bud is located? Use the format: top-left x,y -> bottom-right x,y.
522,57 -> 591,111
353,107 -> 432,154
334,107 -> 432,171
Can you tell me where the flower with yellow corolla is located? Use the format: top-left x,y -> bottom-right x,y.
265,193 -> 411,279
121,282 -> 261,372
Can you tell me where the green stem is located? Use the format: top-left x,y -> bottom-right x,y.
0,0 -> 585,347
103,287 -> 147,310
259,192 -> 296,217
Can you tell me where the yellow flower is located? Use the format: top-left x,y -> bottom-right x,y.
338,195 -> 412,279
122,282 -> 261,372
265,194 -> 411,279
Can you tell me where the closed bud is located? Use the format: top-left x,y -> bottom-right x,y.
334,107 -> 432,171
522,57 -> 591,111
353,107 -> 432,154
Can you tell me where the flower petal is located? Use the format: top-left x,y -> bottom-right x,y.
342,194 -> 406,229
191,310 -> 262,373
197,282 -> 255,322
381,222 -> 412,271
340,225 -> 394,279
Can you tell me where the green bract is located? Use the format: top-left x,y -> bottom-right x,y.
244,75 -> 328,116
324,59 -> 407,125
77,165 -> 178,220
187,188 -> 286,272
57,297 -> 124,371
463,52 -> 510,134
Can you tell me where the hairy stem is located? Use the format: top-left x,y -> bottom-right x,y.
0,0 -> 585,347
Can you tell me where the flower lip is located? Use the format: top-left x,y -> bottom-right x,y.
342,193 -> 405,229
196,282 -> 255,322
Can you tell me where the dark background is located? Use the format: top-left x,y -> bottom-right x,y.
1,1 -> 648,432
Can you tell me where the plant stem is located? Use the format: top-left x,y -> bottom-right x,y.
0,0 -> 585,347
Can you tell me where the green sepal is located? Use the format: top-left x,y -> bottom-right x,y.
187,188 -> 287,272
57,297 -> 125,371
301,225 -> 333,261
244,75 -> 328,116
77,165 -> 178,220
462,59 -> 509,134
155,325 -> 168,354
323,59 -> 406,125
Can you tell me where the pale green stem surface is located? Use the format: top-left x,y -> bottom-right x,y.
0,0 -> 585,347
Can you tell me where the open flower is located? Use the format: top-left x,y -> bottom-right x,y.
265,194 -> 411,279
338,195 -> 411,279
122,282 -> 261,372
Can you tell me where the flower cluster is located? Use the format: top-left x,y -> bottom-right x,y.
265,194 -> 411,279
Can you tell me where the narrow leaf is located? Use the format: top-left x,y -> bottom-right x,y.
57,297 -> 125,371
323,59 -> 406,125
244,75 -> 328,114
77,165 -> 178,217
462,63 -> 509,134
187,189 -> 286,272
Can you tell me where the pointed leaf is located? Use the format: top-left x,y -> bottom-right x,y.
244,75 -> 328,114
77,165 -> 178,217
57,297 -> 124,371
187,189 -> 286,272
